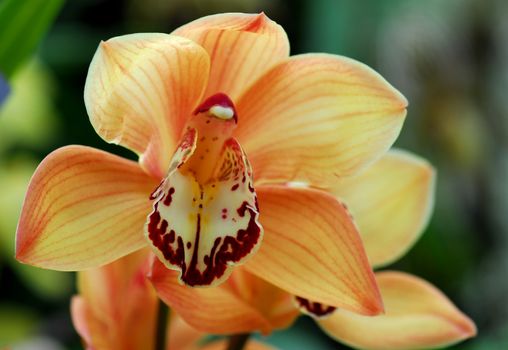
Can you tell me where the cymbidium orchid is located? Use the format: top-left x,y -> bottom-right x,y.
151,150 -> 477,349
15,12 -> 409,315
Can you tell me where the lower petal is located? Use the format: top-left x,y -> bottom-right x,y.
72,250 -> 158,350
150,260 -> 273,334
244,185 -> 383,316
317,271 -> 477,350
16,146 -> 157,270
332,149 -> 436,267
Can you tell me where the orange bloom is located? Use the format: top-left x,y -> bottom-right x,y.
151,151 -> 477,349
16,12 -> 409,313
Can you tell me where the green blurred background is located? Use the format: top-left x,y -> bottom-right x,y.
1,0 -> 507,349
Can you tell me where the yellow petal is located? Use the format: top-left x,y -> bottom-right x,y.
173,12 -> 289,100
318,271 -> 477,350
16,146 -> 157,270
244,185 -> 383,316
150,260 -> 273,334
235,54 -> 407,187
84,33 -> 210,178
333,149 -> 436,267
71,250 -> 158,350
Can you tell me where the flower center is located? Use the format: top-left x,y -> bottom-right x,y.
144,93 -> 263,287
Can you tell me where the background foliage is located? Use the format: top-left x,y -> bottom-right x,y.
1,0 -> 507,349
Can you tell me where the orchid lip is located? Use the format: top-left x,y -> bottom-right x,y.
145,93 -> 263,287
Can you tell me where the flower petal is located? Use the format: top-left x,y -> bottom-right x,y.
235,54 -> 407,187
16,146 -> 158,270
84,33 -> 210,178
71,250 -> 158,350
333,149 -> 436,267
168,314 -> 204,350
150,261 -> 273,334
318,271 -> 477,350
244,185 -> 383,316
173,12 -> 289,100
70,297 -> 92,349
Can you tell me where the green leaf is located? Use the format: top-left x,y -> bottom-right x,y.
0,0 -> 65,78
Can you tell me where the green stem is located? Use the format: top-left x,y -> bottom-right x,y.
226,333 -> 251,350
155,300 -> 170,350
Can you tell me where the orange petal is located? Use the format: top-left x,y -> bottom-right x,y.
318,271 -> 477,350
235,54 -> 407,187
168,314 -> 204,350
71,250 -> 158,350
333,150 -> 436,267
173,13 -> 289,100
150,261 -> 297,335
70,296 -> 92,350
84,33 -> 210,178
244,185 -> 383,316
16,146 -> 158,270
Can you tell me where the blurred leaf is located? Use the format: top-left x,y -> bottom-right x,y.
0,60 -> 60,152
0,305 -> 37,347
0,0 -> 65,78
0,156 -> 71,299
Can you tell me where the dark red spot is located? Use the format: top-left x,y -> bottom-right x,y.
248,182 -> 254,193
222,208 -> 227,213
163,187 -> 175,206
193,92 -> 238,123
222,215 -> 227,219
187,242 -> 192,249
231,183 -> 239,191
295,296 -> 336,318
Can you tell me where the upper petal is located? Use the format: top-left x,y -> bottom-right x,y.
235,54 -> 407,187
318,271 -> 477,350
84,33 -> 210,178
173,12 -> 290,100
16,146 -> 157,270
244,185 -> 383,316
333,149 -> 436,267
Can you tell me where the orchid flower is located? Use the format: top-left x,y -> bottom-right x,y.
15,12 -> 409,314
151,150 -> 477,349
72,250 -> 274,350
